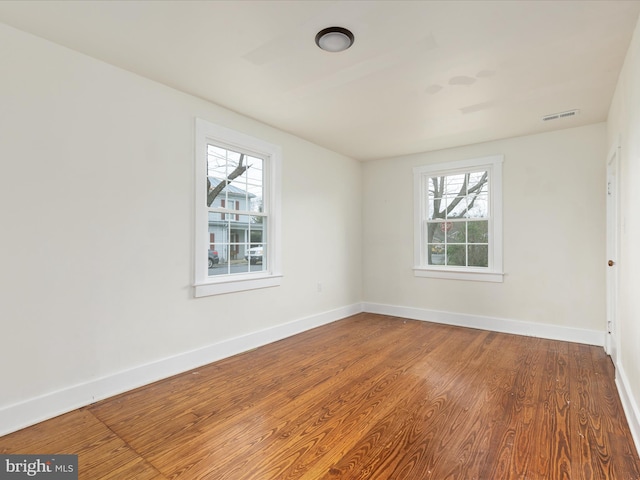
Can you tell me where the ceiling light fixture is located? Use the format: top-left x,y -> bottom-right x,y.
315,27 -> 354,52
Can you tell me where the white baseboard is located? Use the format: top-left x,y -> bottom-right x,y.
615,362 -> 640,457
363,302 -> 605,346
0,302 -> 615,439
0,303 -> 364,437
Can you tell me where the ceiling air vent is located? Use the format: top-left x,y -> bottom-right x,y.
542,109 -> 580,122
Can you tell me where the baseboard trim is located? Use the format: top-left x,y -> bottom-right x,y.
0,303 -> 364,437
0,302 -> 612,438
363,302 -> 605,346
615,362 -> 640,457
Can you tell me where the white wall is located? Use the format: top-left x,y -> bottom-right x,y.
607,14 -> 640,449
0,23 -> 362,434
363,124 -> 606,340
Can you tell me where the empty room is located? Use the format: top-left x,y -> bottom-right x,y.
1,1 -> 640,478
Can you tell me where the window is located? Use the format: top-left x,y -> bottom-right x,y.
413,155 -> 503,282
194,119 -> 282,297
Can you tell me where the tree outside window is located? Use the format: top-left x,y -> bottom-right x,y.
414,155 -> 503,282
194,118 -> 282,297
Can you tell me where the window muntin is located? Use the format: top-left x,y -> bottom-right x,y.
414,156 -> 503,282
195,119 -> 282,297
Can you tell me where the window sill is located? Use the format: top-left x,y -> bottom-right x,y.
194,273 -> 283,297
413,267 -> 504,283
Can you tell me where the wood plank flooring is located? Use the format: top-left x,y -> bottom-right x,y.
1,313 -> 639,479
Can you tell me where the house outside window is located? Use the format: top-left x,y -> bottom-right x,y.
194,119 -> 282,297
413,155 -> 503,282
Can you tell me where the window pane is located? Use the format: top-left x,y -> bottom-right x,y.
206,145 -> 240,208
250,217 -> 265,244
427,222 -> 445,243
468,245 -> 488,267
446,221 -> 466,243
465,194 -> 488,218
249,218 -> 266,273
430,177 -> 443,200
428,243 -> 445,265
427,198 -> 447,220
447,244 -> 466,266
444,174 -> 466,196
247,244 -> 266,272
468,171 -> 488,192
236,156 -> 264,213
208,211 -> 226,275
207,144 -> 264,212
468,220 -> 488,243
429,176 -> 451,219
427,196 -> 436,220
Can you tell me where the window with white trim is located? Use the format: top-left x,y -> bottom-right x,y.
414,155 -> 503,282
194,119 -> 282,297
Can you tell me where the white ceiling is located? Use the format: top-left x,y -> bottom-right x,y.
1,1 -> 639,161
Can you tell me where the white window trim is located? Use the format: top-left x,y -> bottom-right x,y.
413,155 -> 504,282
194,118 -> 282,297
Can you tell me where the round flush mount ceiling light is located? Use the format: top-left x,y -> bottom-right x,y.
315,27 -> 354,52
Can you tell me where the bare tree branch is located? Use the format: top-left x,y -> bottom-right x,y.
446,171 -> 488,218
442,173 -> 469,217
431,177 -> 443,218
427,172 -> 489,249
207,154 -> 248,207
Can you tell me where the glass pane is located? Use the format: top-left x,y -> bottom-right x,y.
209,241 -> 229,276
447,244 -> 466,266
208,212 -> 226,275
465,194 -> 488,218
468,220 -> 488,243
236,156 -> 264,213
249,220 -> 266,272
236,214 -> 251,225
468,245 -> 488,267
207,145 -> 237,208
444,174 -> 466,197
428,198 -> 447,220
207,144 -> 264,212
447,196 -> 467,218
250,218 -> 265,243
468,171 -> 488,193
427,196 -> 436,220
428,244 -> 445,265
427,222 -> 445,243
446,222 -> 466,243
430,177 -> 443,200
248,244 -> 266,272
467,220 -> 489,243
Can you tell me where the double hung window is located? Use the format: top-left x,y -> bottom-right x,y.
414,155 -> 503,282
194,119 -> 282,297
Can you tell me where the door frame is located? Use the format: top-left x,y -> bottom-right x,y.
605,142 -> 620,363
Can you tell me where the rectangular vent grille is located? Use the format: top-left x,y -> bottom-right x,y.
542,109 -> 580,121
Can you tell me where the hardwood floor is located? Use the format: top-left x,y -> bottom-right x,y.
1,313 -> 639,479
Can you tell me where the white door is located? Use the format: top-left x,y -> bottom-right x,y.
605,144 -> 620,363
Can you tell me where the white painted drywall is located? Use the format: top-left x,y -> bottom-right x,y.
363,124 -> 606,333
0,23 -> 362,420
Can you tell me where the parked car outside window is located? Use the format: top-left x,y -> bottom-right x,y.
208,250 -> 219,268
244,246 -> 263,265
